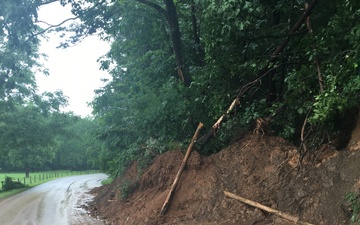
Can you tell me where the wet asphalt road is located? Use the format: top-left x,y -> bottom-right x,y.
0,173 -> 107,225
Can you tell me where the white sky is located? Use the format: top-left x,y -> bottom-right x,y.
36,2 -> 111,117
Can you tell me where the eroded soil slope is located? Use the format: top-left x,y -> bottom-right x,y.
88,133 -> 360,225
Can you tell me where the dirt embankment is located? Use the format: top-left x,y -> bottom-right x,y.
87,128 -> 360,225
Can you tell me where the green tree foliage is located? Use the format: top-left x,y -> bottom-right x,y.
0,0 -> 47,101
0,102 -> 103,174
52,115 -> 98,170
0,105 -> 58,177
48,0 -> 357,176
309,1 -> 360,123
0,1 -> 106,175
345,192 -> 360,224
0,0 -> 105,174
2,0 -> 359,178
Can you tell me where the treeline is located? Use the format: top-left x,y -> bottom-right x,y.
0,97 -> 103,177
1,0 -> 360,178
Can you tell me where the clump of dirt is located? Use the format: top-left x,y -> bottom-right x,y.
87,132 -> 360,225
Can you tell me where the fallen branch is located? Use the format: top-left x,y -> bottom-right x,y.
160,122 -> 203,215
212,97 -> 240,134
224,191 -> 315,225
198,97 -> 240,148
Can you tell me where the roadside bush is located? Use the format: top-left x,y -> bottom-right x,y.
345,192 -> 360,224
119,179 -> 138,200
1,176 -> 25,191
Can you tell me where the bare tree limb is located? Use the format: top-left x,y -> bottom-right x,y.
224,191 -> 315,225
41,0 -> 60,6
270,0 -> 318,61
33,17 -> 79,37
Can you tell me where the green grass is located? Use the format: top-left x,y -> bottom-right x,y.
0,170 -> 100,200
101,177 -> 114,185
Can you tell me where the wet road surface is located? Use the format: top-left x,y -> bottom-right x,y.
0,173 -> 107,225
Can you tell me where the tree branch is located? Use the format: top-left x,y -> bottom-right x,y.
304,2 -> 324,93
40,0 -> 60,6
270,0 -> 318,61
33,17 -> 79,37
134,0 -> 168,19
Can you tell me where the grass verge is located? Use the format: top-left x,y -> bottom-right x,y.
101,177 -> 114,185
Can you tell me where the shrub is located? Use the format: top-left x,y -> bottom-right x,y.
1,176 -> 25,191
345,192 -> 360,224
119,179 -> 138,200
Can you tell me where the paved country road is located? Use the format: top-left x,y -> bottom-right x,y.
0,173 -> 107,225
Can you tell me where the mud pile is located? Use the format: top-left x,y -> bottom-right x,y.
87,133 -> 360,225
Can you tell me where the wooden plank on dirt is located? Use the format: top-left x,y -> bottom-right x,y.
224,191 -> 315,225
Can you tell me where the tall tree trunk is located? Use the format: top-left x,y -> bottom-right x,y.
25,166 -> 30,178
163,0 -> 191,86
135,0 -> 192,86
190,0 -> 204,66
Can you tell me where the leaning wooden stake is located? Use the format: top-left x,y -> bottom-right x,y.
160,122 -> 204,215
224,191 -> 315,225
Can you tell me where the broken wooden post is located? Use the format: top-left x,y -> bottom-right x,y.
198,97 -> 240,148
224,191 -> 315,225
160,122 -> 203,215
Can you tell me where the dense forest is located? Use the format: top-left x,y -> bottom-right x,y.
1,0 -> 359,178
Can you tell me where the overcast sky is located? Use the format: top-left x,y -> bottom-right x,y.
36,2 -> 110,117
